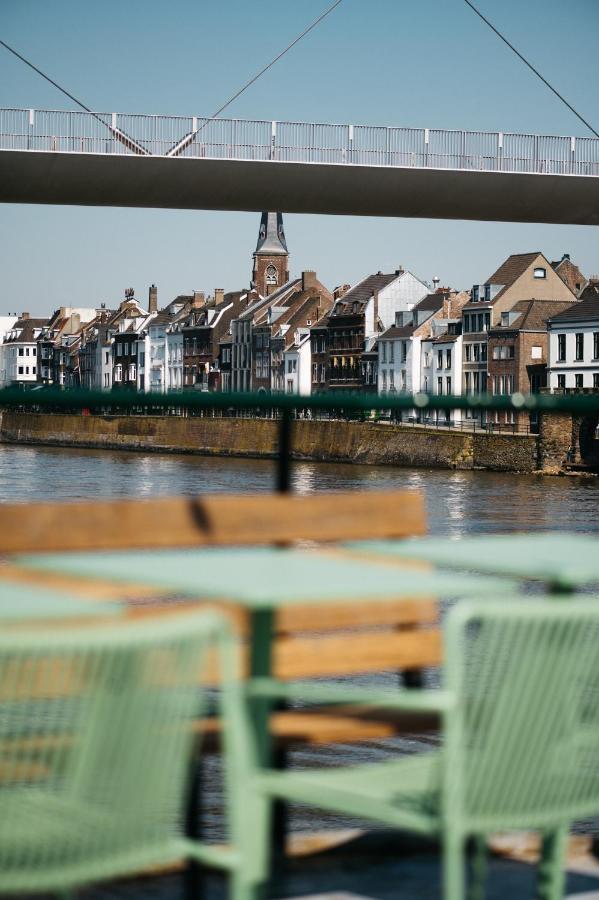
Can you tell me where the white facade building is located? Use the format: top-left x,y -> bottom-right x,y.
282,328 -> 312,395
2,315 -> 47,386
547,287 -> 599,391
0,316 -> 19,386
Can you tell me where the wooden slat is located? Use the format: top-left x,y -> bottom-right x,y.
0,490 -> 426,553
272,629 -> 443,680
0,565 -> 168,600
276,598 -> 438,633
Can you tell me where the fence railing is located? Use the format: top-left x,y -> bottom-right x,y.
1,108 -> 599,177
1,387 -> 597,490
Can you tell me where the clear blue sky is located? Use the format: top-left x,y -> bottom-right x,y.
1,0 -> 598,314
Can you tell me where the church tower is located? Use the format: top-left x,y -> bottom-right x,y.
251,212 -> 289,296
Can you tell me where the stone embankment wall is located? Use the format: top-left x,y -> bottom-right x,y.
0,411 -> 542,473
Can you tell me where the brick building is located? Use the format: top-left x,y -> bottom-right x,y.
488,298 -> 577,431
182,290 -> 256,390
462,251 -> 578,423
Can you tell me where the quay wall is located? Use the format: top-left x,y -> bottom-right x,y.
0,411 -> 542,473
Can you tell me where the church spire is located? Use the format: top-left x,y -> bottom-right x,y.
255,212 -> 288,255
251,212 -> 290,296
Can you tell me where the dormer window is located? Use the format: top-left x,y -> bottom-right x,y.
533,267 -> 546,279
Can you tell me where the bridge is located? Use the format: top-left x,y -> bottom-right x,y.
1,108 -> 599,224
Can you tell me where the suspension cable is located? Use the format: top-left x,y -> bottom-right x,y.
463,0 -> 599,139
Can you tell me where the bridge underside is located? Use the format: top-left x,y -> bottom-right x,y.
1,150 -> 599,225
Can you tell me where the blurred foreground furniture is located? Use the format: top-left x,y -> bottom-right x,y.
0,609 -> 269,900
349,532 -> 599,594
246,598 -> 599,900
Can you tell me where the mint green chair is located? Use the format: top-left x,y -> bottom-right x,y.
0,611 -> 268,900
245,599 -> 599,900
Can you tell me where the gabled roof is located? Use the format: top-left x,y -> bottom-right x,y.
490,298 -> 577,332
485,252 -> 542,288
412,292 -> 446,313
548,290 -> 599,324
379,324 -> 416,339
330,273 -> 398,317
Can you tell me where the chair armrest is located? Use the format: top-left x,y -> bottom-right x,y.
247,678 -> 455,712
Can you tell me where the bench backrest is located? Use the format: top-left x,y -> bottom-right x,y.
0,490 -> 438,682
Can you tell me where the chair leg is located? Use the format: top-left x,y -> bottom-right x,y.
468,835 -> 487,900
232,788 -> 273,900
537,826 -> 568,900
443,831 -> 465,900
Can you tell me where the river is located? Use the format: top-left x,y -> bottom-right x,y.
1,442 -> 598,535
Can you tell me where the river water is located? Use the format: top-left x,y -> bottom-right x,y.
1,442 -> 598,535
3,443 -> 599,837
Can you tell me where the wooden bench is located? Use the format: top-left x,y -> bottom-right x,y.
0,490 -> 440,748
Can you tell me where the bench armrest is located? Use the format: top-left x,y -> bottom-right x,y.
247,678 -> 455,713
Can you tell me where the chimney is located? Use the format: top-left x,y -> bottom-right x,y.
395,266 -> 404,276
70,313 -> 81,332
432,276 -> 440,291
148,284 -> 158,313
302,270 -> 317,291
21,311 -> 30,320
193,291 -> 205,309
214,288 -> 225,306
562,253 -> 571,261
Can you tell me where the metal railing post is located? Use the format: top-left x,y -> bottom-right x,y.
424,128 -> 429,167
571,136 -> 576,175
271,121 -> 276,161
276,407 -> 292,493
498,131 -> 503,172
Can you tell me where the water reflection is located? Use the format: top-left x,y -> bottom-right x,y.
0,444 -> 598,535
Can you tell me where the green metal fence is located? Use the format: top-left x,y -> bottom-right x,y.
1,386 -> 598,492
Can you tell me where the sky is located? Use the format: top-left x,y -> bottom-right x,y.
1,0 -> 598,315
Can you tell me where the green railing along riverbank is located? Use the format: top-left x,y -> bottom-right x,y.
1,387 -> 598,492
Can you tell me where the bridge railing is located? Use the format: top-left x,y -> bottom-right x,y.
1,108 -> 599,176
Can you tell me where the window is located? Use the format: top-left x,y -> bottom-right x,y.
465,344 -> 472,362
265,265 -> 278,286
114,364 -> 122,382
128,364 -> 136,381
18,366 -> 23,375
437,350 -> 443,369
116,344 -> 122,357
446,349 -> 452,369
473,344 -> 480,362
286,380 -> 293,394
25,347 -> 30,356
18,348 -> 23,356
401,342 -> 407,363
388,342 -> 394,363
32,347 -> 36,356
465,372 -> 472,394
481,344 -> 487,362
557,374 -> 566,389
531,346 -> 542,360
32,366 -> 36,375
575,373 -> 584,388
437,377 -> 443,395
389,370 -> 395,389
312,363 -> 317,382
533,267 -> 546,279
575,333 -> 584,361
557,334 -> 566,361
446,376 -> 452,395
594,332 -> 599,360
381,370 -> 387,391
594,373 -> 599,390
381,342 -> 387,363
477,314 -> 484,332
